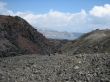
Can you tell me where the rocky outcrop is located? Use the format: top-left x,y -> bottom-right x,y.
62,29 -> 110,54
0,15 -> 54,57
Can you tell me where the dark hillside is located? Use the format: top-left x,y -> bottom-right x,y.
62,29 -> 110,54
0,15 -> 54,57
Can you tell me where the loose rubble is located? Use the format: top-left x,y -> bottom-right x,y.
0,53 -> 110,82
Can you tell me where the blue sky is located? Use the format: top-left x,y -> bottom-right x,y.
3,0 -> 110,13
1,0 -> 110,32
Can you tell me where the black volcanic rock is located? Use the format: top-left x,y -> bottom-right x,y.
0,15 -> 54,57
62,29 -> 110,54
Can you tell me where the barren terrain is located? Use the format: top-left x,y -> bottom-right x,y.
0,53 -> 110,82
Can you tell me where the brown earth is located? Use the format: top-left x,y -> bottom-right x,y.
0,15 -> 54,57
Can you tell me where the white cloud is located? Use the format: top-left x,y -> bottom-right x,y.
13,10 -> 88,32
89,4 -> 110,17
0,1 -> 110,32
0,1 -> 7,9
88,4 -> 110,30
0,1 -> 13,15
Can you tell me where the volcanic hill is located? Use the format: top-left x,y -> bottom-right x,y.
0,15 -> 54,57
62,29 -> 110,54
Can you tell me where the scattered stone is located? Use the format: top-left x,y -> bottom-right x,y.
74,66 -> 79,69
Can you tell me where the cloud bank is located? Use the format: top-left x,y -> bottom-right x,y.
0,1 -> 110,32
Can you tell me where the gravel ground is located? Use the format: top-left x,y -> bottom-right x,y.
0,53 -> 110,82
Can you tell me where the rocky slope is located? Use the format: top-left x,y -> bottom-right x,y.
62,29 -> 110,54
49,39 -> 69,54
0,53 -> 110,82
0,15 -> 54,57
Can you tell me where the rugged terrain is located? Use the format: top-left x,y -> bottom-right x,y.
0,15 -> 55,57
49,39 -> 69,54
62,29 -> 110,54
0,15 -> 110,82
0,53 -> 110,82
